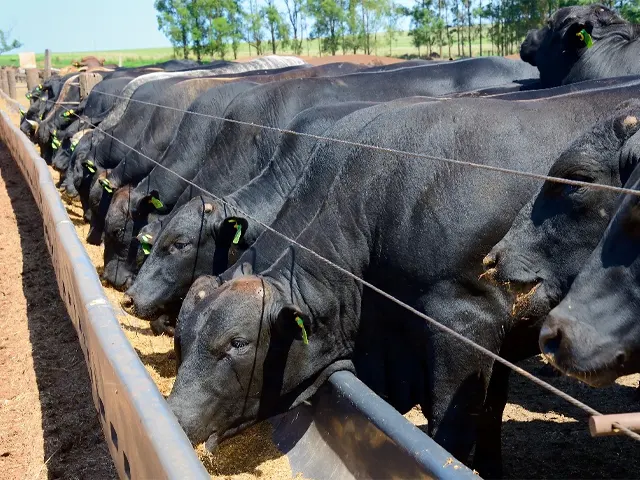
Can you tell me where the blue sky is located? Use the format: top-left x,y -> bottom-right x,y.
2,0 -> 414,54
2,0 -> 172,53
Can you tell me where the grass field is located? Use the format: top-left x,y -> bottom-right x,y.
0,28 -> 520,68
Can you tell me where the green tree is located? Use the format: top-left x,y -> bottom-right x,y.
385,3 -> 403,55
284,0 -> 305,54
307,0 -> 345,55
343,0 -> 364,53
361,0 -> 391,54
154,0 -> 191,59
264,0 -> 291,54
405,0 -> 438,57
621,0 -> 640,22
244,0 -> 264,55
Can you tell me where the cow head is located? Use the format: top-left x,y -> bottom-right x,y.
168,270 -> 350,449
86,170 -> 116,245
101,186 -> 163,290
538,165 -> 640,386
520,5 -> 626,86
124,196 -> 249,321
482,101 -> 640,322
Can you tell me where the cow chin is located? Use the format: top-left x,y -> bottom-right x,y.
544,355 -> 623,388
509,281 -> 560,321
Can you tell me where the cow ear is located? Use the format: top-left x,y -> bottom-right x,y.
218,217 -> 249,247
136,190 -> 163,216
276,305 -> 311,345
564,21 -> 594,51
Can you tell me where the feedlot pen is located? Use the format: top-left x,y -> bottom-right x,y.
1,91 -> 640,479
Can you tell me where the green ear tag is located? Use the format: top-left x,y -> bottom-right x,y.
295,316 -> 309,345
38,114 -> 43,120
100,178 -> 113,193
577,29 -> 593,48
140,234 -> 152,243
70,139 -> 78,152
26,93 -> 31,99
150,197 -> 163,209
19,108 -> 26,117
51,131 -> 61,150
232,223 -> 242,245
141,243 -> 152,255
85,160 -> 96,173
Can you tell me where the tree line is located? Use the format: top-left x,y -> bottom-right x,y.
155,0 -> 640,60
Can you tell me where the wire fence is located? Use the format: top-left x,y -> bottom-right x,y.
29,78 -> 640,443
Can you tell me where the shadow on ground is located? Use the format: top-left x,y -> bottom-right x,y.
0,143 -> 116,479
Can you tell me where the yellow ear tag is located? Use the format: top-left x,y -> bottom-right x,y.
84,160 -> 96,173
295,316 -> 309,345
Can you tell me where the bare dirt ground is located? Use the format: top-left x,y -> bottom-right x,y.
0,141 -> 116,479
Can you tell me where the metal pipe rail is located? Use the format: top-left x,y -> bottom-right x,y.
0,90 -> 478,479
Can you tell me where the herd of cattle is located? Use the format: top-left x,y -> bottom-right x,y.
13,4 -> 640,477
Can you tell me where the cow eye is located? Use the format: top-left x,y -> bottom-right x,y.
563,183 -> 581,195
231,338 -> 249,350
170,240 -> 191,254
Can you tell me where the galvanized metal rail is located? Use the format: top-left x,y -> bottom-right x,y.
0,90 -> 477,479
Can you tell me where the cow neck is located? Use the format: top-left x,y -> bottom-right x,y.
261,205 -> 373,362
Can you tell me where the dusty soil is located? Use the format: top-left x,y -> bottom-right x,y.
0,141 -> 116,479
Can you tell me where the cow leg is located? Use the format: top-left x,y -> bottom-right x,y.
473,361 -> 511,479
428,339 -> 492,466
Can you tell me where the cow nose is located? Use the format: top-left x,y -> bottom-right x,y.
539,323 -> 563,357
121,294 -> 134,309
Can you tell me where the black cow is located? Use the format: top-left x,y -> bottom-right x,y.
37,74 -> 82,163
482,100 -> 640,324
97,80 -> 260,288
83,63 -> 360,233
521,4 -> 639,87
20,74 -> 74,140
166,81 -> 640,477
58,73 -> 156,197
123,100 -> 387,324
102,57 -> 538,290
538,150 -> 640,386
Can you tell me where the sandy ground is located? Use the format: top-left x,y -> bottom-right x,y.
0,141 -> 116,479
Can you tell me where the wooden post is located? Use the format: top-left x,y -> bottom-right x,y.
26,68 -> 40,91
44,49 -> 52,80
79,72 -> 103,99
0,69 -> 8,94
7,68 -> 17,99
590,413 -> 640,437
